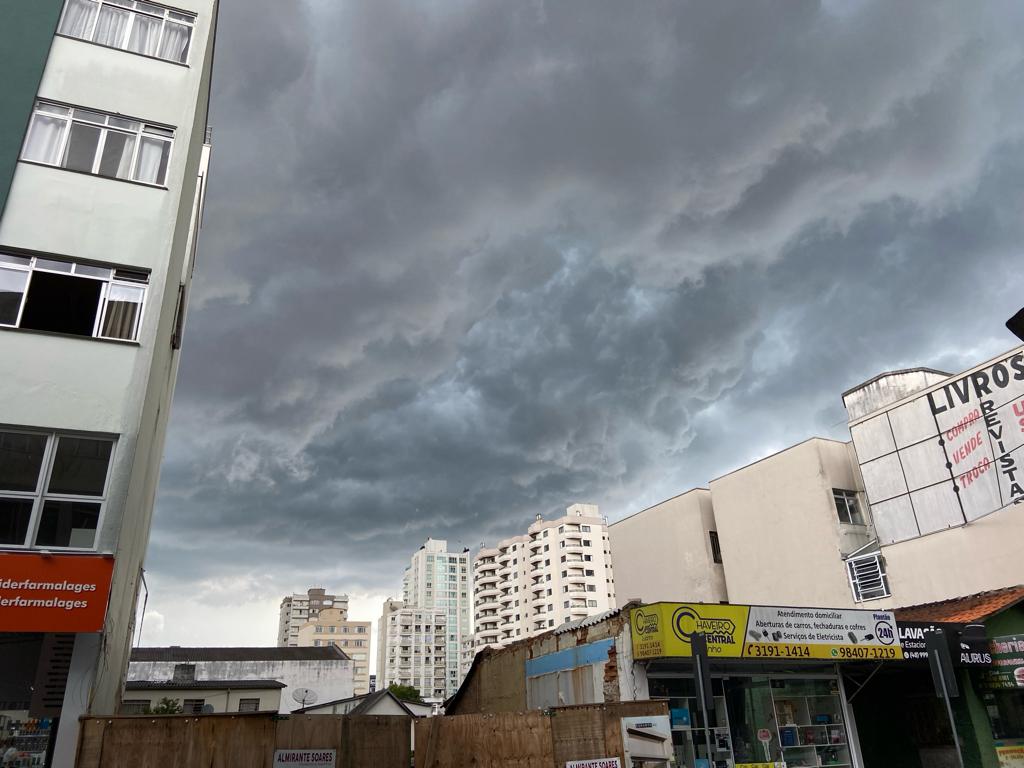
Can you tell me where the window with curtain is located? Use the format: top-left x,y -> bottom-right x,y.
21,101 -> 174,186
58,0 -> 195,65
0,250 -> 148,341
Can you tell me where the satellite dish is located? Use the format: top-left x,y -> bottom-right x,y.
292,688 -> 318,707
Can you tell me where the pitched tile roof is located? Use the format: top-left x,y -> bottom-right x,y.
894,585 -> 1024,623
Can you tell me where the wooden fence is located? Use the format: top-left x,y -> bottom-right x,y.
415,700 -> 668,768
76,713 -> 410,768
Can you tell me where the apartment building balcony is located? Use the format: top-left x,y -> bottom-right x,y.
529,550 -> 545,565
563,555 -> 584,564
565,585 -> 587,595
477,626 -> 501,642
476,571 -> 499,587
478,598 -> 501,613
475,585 -> 500,600
563,543 -> 585,554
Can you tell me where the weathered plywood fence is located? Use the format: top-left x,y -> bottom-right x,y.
415,700 -> 668,768
76,713 -> 410,768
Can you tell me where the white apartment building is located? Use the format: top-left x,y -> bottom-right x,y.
375,539 -> 472,700
295,607 -> 372,695
0,0 -> 217,764
473,504 -> 616,649
376,598 -> 449,701
277,587 -> 350,647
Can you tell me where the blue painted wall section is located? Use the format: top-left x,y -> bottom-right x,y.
525,638 -> 614,678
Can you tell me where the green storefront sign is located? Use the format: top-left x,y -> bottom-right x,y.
982,635 -> 1024,690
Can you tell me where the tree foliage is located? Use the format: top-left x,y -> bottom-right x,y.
388,684 -> 424,703
146,697 -> 184,715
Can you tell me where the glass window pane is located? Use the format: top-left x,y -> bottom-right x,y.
71,108 -> 107,124
22,114 -> 68,165
0,254 -> 31,267
93,4 -> 131,47
59,0 -> 99,39
157,20 -> 190,63
63,123 -> 102,173
47,437 -> 113,496
75,264 -> 113,279
36,103 -> 71,116
34,258 -> 73,273
34,500 -> 100,548
0,432 -> 48,492
97,130 -> 136,179
0,267 -> 29,326
101,284 -> 144,340
127,12 -> 162,56
108,116 -> 139,130
0,498 -> 34,546
133,136 -> 170,184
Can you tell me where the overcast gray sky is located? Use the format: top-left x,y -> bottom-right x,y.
139,0 -> 1024,648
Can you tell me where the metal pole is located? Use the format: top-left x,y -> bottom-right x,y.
693,637 -> 713,767
935,658 -> 965,768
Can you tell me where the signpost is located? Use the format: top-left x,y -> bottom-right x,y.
925,630 -> 964,768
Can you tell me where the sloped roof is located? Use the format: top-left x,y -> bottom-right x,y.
894,585 -> 1024,623
293,688 -> 417,716
131,646 -> 350,662
125,679 -> 286,690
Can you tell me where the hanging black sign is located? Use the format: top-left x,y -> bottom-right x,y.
897,622 -> 992,666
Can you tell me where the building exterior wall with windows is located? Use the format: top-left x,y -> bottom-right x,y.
473,504 -> 617,650
376,598 -> 450,701
608,489 -> 727,606
0,1 -> 217,764
294,607 -> 371,695
398,539 -> 471,697
708,437 -> 871,608
277,588 -> 350,647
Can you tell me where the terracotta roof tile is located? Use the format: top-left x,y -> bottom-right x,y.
894,585 -> 1024,623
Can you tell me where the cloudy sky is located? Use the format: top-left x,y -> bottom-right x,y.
140,0 -> 1024,650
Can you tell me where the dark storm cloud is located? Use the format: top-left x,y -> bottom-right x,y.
148,0 -> 1024,610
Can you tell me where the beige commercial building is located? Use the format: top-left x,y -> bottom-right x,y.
277,588 -> 350,647
473,504 -> 616,649
608,489 -> 726,605
608,345 -> 1024,613
295,607 -> 372,695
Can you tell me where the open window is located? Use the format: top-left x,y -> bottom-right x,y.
0,252 -> 147,341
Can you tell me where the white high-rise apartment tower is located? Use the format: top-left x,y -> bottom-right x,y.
473,504 -> 616,649
376,539 -> 471,700
0,0 -> 217,762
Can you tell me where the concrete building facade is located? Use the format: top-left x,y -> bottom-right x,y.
295,607 -> 371,695
608,489 -> 726,606
277,588 -> 350,647
373,540 -> 472,701
376,598 -> 450,702
0,0 -> 217,763
473,504 -> 616,650
127,646 -> 355,715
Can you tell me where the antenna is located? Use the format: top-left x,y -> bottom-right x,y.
291,688 -> 318,707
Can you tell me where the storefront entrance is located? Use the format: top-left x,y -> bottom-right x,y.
648,663 -> 855,768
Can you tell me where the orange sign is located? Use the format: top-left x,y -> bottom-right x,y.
0,552 -> 115,632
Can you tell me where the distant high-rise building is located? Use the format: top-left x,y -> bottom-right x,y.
376,539 -> 472,700
277,588 -> 350,647
473,504 -> 616,649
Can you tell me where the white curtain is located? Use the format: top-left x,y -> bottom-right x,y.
94,5 -> 130,47
158,21 -> 191,63
134,137 -> 169,184
101,284 -> 144,340
127,13 -> 162,56
58,0 -> 99,39
22,114 -> 67,165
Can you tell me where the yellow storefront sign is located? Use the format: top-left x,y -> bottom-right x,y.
631,603 -> 750,659
631,603 -> 903,661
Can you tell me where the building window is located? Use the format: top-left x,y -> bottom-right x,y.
581,525 -> 590,532
833,489 -> 864,526
587,600 -> 598,607
709,531 -> 723,564
0,252 -> 148,341
182,699 -> 205,714
847,552 -> 891,602
582,539 -> 591,546
586,585 -> 596,592
58,0 -> 195,64
585,569 -> 594,577
120,700 -> 149,714
237,698 -> 260,713
0,430 -> 114,548
22,101 -> 174,186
